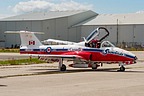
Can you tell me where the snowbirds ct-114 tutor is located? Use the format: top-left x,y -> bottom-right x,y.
42,27 -> 109,47
5,27 -> 137,71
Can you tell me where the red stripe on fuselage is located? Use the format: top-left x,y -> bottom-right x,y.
20,50 -> 134,63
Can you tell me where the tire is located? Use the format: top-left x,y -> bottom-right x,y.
120,66 -> 125,72
92,67 -> 97,70
60,64 -> 66,71
92,65 -> 97,70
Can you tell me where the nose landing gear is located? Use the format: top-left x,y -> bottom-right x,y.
119,65 -> 125,72
117,63 -> 125,72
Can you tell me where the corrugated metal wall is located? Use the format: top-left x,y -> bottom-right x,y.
0,17 -> 79,48
80,24 -> 144,47
0,22 -> 6,48
0,11 -> 97,48
1,13 -> 144,48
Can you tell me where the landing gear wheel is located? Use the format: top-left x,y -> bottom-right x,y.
92,66 -> 97,70
92,67 -> 97,70
92,64 -> 99,70
60,64 -> 66,71
120,66 -> 125,72
118,66 -> 125,72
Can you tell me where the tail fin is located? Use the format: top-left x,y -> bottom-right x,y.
5,31 -> 44,47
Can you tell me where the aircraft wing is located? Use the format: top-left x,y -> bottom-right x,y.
31,54 -> 80,59
25,52 -> 91,61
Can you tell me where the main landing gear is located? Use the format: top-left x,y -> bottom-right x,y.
60,64 -> 66,71
59,58 -> 66,71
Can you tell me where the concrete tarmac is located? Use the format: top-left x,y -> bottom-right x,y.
0,51 -> 144,96
0,53 -> 29,60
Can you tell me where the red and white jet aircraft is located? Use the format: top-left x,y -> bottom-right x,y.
6,27 -> 137,71
42,27 -> 109,47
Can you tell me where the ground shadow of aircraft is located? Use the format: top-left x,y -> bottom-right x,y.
0,85 -> 7,87
30,67 -> 144,75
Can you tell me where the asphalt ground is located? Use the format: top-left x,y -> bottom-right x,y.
0,53 -> 29,60
0,51 -> 144,96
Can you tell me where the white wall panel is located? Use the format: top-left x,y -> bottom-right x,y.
68,27 -> 77,42
106,26 -> 117,44
55,17 -> 68,40
32,21 -> 42,31
5,22 -> 17,47
16,21 -> 32,31
81,26 -> 94,39
76,26 -> 81,42
134,25 -> 144,43
0,22 -> 6,47
31,21 -> 42,40
42,19 -> 56,40
118,25 -> 133,43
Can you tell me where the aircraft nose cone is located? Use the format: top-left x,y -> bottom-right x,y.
134,56 -> 138,63
134,56 -> 138,60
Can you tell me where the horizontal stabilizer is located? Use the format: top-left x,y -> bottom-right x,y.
5,31 -> 44,34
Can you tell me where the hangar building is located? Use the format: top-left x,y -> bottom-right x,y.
0,10 -> 97,48
0,10 -> 144,48
76,13 -> 144,47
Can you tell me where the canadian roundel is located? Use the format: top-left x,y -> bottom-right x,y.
46,47 -> 51,53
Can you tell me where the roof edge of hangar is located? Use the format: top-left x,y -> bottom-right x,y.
0,10 -> 97,21
72,13 -> 144,27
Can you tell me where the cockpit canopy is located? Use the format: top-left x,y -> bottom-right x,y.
101,41 -> 115,48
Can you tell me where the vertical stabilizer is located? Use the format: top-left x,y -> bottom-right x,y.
20,31 -> 43,47
5,31 -> 43,48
